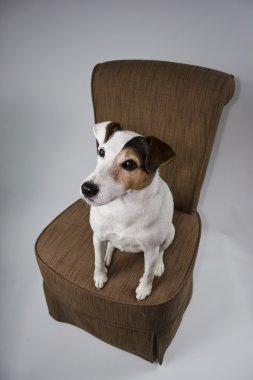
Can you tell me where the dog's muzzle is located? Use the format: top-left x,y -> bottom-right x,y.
81,181 -> 99,199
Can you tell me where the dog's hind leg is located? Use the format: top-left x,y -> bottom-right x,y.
104,241 -> 115,267
154,250 -> 165,277
155,223 -> 175,277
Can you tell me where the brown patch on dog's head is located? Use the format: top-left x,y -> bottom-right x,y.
110,147 -> 155,190
94,121 -> 123,149
104,122 -> 123,143
109,136 -> 176,191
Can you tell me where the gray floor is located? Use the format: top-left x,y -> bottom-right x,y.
1,1 -> 253,379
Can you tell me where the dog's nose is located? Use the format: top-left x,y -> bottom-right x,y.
81,181 -> 99,198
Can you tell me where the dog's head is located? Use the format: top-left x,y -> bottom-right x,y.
81,121 -> 176,206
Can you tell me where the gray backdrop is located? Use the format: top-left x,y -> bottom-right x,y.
1,1 -> 252,379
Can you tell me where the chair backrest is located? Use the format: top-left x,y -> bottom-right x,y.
91,60 -> 235,214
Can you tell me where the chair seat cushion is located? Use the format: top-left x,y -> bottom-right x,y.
35,199 -> 201,363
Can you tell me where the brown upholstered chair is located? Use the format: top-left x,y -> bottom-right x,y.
35,60 -> 235,364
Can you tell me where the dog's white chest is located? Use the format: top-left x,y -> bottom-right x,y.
89,177 -> 173,253
90,204 -> 145,252
103,230 -> 141,252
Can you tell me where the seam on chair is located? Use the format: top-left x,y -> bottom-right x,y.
190,102 -> 224,213
44,282 -> 191,333
91,63 -> 101,124
190,73 -> 235,213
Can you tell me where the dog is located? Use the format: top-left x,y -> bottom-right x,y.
81,121 -> 176,301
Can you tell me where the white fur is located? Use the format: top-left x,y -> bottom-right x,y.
82,122 -> 175,301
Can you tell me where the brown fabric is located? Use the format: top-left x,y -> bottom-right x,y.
35,199 -> 200,363
35,60 -> 235,363
91,60 -> 235,213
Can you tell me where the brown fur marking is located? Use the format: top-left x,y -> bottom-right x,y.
109,147 -> 155,190
104,122 -> 122,143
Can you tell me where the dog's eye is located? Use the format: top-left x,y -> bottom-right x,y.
122,159 -> 138,171
98,148 -> 105,158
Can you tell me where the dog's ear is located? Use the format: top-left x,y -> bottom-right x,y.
144,136 -> 176,173
123,135 -> 176,173
93,121 -> 122,146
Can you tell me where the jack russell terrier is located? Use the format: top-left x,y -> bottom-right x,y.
81,121 -> 176,301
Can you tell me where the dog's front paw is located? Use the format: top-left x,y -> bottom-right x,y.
135,282 -> 152,301
94,270 -> 108,289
